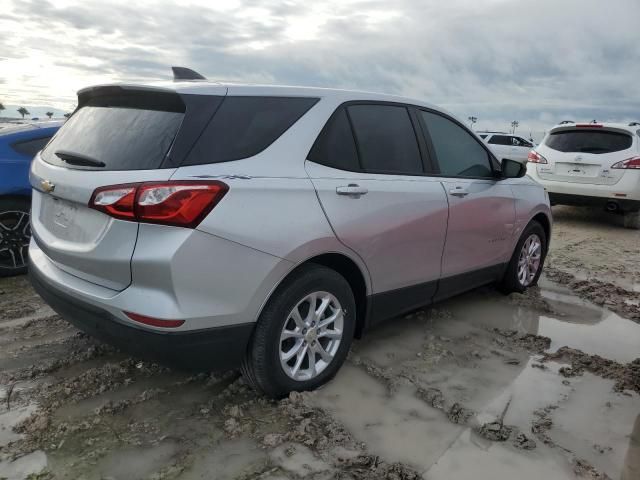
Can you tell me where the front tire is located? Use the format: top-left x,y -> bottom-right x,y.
500,220 -> 547,294
242,264 -> 356,398
0,198 -> 31,278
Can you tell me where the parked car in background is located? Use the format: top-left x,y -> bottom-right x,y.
527,121 -> 640,229
0,121 -> 62,276
28,73 -> 551,397
478,132 -> 534,164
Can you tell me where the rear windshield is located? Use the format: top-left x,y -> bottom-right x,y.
183,96 -> 319,165
545,129 -> 632,154
41,95 -> 184,170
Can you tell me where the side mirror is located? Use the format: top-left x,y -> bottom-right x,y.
501,158 -> 527,178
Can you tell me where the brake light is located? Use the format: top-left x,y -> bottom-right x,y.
124,311 -> 185,328
611,156 -> 640,169
89,181 -> 228,228
527,150 -> 548,164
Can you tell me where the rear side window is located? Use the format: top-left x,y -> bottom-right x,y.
11,136 -> 52,157
184,96 -> 319,165
420,111 -> 493,178
488,135 -> 512,145
545,130 -> 632,154
347,104 -> 423,175
42,94 -> 184,170
478,134 -> 487,139
307,108 -> 359,171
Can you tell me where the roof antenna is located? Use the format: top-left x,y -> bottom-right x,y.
171,66 -> 207,81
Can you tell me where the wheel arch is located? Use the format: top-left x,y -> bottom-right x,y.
531,211 -> 551,253
257,251 -> 371,339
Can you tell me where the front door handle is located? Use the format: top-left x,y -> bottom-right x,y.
449,187 -> 469,197
336,184 -> 368,197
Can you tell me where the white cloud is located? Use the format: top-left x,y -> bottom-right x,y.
0,0 -> 638,136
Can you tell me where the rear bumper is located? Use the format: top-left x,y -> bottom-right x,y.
548,193 -> 640,212
29,260 -> 254,371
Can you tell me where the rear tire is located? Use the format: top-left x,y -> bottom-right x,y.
623,210 -> 640,230
500,220 -> 547,294
242,264 -> 356,398
0,197 -> 31,278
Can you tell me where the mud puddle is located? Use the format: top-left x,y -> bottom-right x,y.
1,212 -> 640,479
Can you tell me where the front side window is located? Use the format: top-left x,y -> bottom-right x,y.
11,136 -> 52,157
307,108 -> 359,171
420,111 -> 493,178
347,104 -> 423,175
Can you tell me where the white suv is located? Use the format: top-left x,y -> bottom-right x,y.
28,70 -> 551,397
478,132 -> 534,164
527,122 -> 640,229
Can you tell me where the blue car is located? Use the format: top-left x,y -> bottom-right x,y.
0,121 -> 62,276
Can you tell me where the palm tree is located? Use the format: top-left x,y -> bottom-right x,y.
0,102 -> 5,114
46,111 -> 54,119
63,113 -> 71,119
17,107 -> 30,119
467,116 -> 478,130
510,120 -> 519,134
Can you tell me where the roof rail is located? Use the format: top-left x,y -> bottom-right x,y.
558,120 -> 574,125
171,66 -> 207,81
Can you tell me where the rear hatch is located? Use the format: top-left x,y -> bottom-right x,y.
535,126 -> 636,185
30,85 -> 225,290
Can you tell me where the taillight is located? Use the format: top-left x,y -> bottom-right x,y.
611,156 -> 640,169
527,150 -> 548,164
89,181 -> 228,228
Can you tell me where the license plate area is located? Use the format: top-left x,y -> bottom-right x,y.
39,194 -> 106,244
556,163 -> 600,178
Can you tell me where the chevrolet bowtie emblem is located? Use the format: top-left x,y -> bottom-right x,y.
41,179 -> 55,193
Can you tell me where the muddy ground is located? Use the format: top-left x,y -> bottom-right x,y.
0,206 -> 639,480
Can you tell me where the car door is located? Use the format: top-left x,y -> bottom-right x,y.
417,110 -> 516,299
305,103 -> 449,318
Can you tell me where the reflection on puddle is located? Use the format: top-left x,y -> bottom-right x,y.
0,450 -> 48,479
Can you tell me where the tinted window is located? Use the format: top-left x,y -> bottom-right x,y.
42,105 -> 183,170
420,111 -> 493,178
11,136 -> 52,157
478,134 -> 488,139
347,105 -> 422,174
308,108 -> 359,171
545,130 -> 632,154
514,136 -> 533,147
488,135 -> 512,146
184,96 -> 318,165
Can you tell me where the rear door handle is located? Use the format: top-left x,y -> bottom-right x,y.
336,184 -> 368,197
448,187 -> 469,197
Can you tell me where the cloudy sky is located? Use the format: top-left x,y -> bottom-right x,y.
1,0 -> 638,137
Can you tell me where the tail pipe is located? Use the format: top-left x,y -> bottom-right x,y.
606,201 -> 619,212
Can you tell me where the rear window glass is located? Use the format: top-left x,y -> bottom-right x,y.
308,108 -> 360,171
183,96 -> 319,165
545,130 -> 632,154
11,136 -> 52,157
41,98 -> 184,170
348,104 -> 423,175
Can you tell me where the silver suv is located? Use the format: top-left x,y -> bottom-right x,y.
28,75 -> 551,397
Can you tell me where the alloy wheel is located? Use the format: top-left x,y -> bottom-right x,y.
279,291 -> 344,381
517,233 -> 542,287
0,210 -> 31,271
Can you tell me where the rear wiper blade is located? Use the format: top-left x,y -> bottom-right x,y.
55,150 -> 106,168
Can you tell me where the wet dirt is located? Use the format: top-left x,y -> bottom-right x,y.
1,206 -> 639,479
